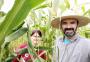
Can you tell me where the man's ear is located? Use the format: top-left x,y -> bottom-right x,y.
77,20 -> 79,26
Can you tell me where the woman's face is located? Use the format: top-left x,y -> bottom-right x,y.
30,32 -> 42,46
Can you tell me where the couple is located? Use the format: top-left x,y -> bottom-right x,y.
13,13 -> 90,62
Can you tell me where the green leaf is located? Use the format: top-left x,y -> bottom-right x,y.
0,0 -> 3,9
83,9 -> 90,15
59,1 -> 66,13
35,4 -> 48,10
2,27 -> 28,48
81,5 -> 85,12
5,56 -> 15,62
0,0 -> 45,47
19,48 -> 28,54
5,28 -> 28,43
5,53 -> 17,62
64,0 -> 70,9
0,11 -> 6,17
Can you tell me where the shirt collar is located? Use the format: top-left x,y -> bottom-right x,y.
64,34 -> 80,43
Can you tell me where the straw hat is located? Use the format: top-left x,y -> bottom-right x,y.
51,10 -> 90,28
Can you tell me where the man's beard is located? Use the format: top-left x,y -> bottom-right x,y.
63,28 -> 76,37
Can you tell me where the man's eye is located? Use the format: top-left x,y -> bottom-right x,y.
71,22 -> 75,24
62,22 -> 67,25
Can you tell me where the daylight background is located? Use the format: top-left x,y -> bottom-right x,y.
0,0 -> 90,62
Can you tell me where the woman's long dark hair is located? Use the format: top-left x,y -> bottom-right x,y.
31,30 -> 42,37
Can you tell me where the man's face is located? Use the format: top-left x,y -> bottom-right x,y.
61,18 -> 78,37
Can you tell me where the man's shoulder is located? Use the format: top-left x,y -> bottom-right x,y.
79,37 -> 90,44
54,36 -> 63,45
80,37 -> 90,41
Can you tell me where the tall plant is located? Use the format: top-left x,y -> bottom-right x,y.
0,0 -> 45,47
0,0 -> 45,61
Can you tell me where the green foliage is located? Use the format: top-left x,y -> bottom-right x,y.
0,0 -> 90,62
0,0 -> 45,47
0,0 -> 3,9
2,28 -> 28,48
0,0 -> 45,61
0,11 -> 5,17
64,0 -> 70,9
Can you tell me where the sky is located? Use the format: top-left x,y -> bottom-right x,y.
1,0 -> 90,13
1,0 -> 15,13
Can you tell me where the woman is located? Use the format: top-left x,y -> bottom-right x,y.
12,29 -> 47,62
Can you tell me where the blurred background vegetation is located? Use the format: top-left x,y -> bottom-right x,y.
0,0 -> 90,62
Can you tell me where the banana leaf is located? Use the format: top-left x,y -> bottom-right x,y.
2,27 -> 28,49
0,0 -> 45,48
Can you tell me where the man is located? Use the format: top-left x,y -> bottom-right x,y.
51,15 -> 90,62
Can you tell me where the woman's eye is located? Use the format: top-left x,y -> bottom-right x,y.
33,36 -> 40,37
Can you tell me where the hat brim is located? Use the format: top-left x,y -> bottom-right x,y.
51,15 -> 90,29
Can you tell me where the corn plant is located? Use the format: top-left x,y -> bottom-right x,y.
0,0 -> 45,61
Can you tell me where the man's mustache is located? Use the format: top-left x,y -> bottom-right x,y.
64,28 -> 74,31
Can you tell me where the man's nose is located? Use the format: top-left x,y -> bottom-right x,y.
67,24 -> 71,28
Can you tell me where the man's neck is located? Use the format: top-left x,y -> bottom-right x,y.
68,36 -> 75,40
65,34 -> 77,41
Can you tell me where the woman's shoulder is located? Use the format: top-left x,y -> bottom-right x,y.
19,43 -> 28,49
